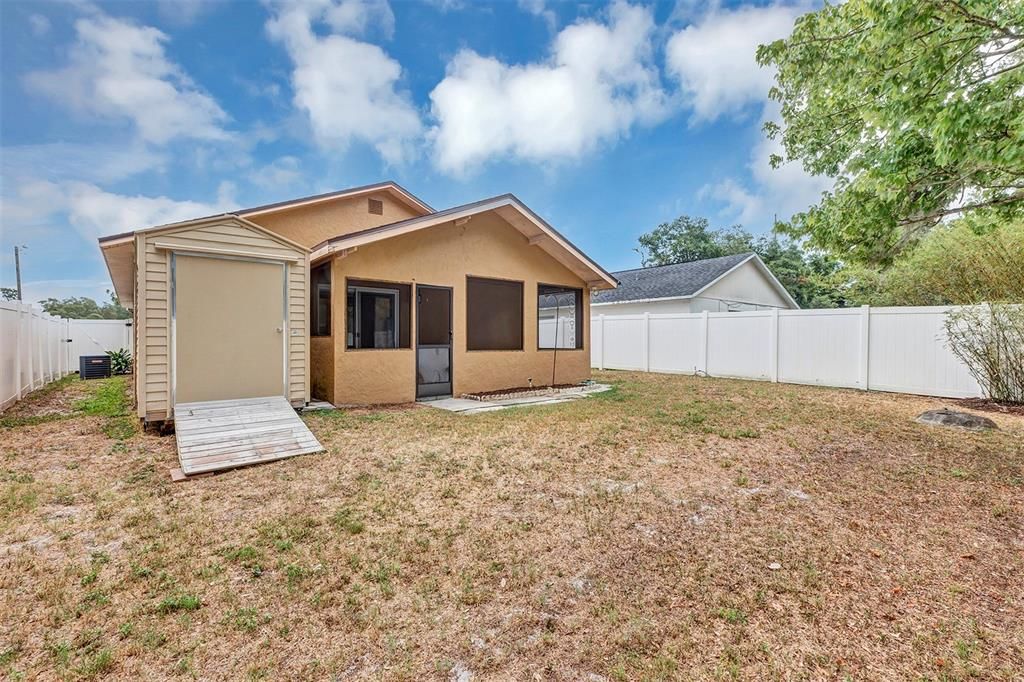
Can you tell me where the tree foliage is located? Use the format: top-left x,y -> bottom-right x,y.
40,291 -> 130,320
836,218 -> 1024,305
635,215 -> 846,308
758,0 -> 1024,264
1,288 -> 17,302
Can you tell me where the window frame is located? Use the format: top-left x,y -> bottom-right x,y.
344,277 -> 412,350
465,275 -> 525,352
536,283 -> 584,351
310,261 -> 331,337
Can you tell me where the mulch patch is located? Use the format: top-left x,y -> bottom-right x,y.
956,397 -> 1024,416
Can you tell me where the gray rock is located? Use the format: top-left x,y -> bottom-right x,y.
916,409 -> 998,432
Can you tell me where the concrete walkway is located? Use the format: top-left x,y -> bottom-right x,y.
423,384 -> 612,415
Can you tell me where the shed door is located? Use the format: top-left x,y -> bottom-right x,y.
174,254 -> 285,404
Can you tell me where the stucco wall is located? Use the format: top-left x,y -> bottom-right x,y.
248,193 -> 422,249
325,211 -> 592,404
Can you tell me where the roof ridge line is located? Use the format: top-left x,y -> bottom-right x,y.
611,251 -> 755,275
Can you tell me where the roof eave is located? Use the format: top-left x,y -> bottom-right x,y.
314,194 -> 618,290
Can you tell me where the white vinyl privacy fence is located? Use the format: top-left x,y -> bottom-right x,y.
591,306 -> 983,399
1,301 -> 133,413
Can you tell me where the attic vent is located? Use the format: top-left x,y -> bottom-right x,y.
368,198 -> 383,215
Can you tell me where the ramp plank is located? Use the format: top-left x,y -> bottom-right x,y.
173,397 -> 323,477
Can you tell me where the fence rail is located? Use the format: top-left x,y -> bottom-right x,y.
0,301 -> 133,413
591,305 -> 983,399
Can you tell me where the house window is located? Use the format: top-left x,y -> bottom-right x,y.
466,276 -> 523,351
311,262 -> 331,336
538,284 -> 583,349
346,279 -> 411,349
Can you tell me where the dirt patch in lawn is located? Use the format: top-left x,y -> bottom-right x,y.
1,372 -> 1022,680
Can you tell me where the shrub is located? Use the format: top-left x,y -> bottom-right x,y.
946,304 -> 1024,404
107,348 -> 133,375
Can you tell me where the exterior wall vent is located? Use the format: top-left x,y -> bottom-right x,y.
368,198 -> 384,215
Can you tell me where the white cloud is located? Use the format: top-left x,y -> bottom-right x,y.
1,180 -> 235,244
429,1 -> 668,175
665,3 -> 806,122
157,0 -> 215,26
24,12 -> 229,144
28,14 -> 51,36
702,101 -> 833,226
666,3 -> 831,226
1,142 -> 167,186
518,0 -> 556,31
250,155 -> 304,190
700,178 -> 763,225
266,0 -> 421,165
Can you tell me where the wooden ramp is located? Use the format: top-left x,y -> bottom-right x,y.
173,396 -> 323,477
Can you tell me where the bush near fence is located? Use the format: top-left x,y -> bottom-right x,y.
591,305 -> 982,399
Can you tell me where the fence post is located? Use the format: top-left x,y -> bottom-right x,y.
26,306 -> 36,390
14,303 -> 24,400
859,304 -> 870,390
45,315 -> 53,383
769,308 -> 779,382
642,312 -> 650,372
700,310 -> 709,376
598,314 -> 605,371
65,318 -> 71,376
36,311 -> 44,388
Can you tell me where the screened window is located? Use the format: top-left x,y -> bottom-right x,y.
310,263 -> 331,337
466,277 -> 523,351
346,279 -> 411,349
538,284 -> 582,349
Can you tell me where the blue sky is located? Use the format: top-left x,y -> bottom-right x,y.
0,0 -> 829,304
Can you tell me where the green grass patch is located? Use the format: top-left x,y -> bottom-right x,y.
75,378 -> 129,417
157,593 -> 201,614
716,607 -> 748,625
331,507 -> 365,535
102,416 -> 137,440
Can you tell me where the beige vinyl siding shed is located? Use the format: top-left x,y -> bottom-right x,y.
108,215 -> 310,422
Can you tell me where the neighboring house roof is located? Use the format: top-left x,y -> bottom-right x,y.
310,193 -> 619,290
592,253 -> 799,308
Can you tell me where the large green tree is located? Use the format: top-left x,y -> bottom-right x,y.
635,215 -> 846,308
758,0 -> 1024,264
40,291 -> 130,320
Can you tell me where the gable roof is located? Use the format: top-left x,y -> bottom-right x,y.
237,181 -> 433,217
96,180 -> 433,246
592,253 -> 799,308
311,193 -> 618,290
99,213 -> 310,308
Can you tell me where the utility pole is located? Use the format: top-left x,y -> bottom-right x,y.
14,245 -> 26,301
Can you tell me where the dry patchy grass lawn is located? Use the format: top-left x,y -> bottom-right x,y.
1,372 -> 1022,681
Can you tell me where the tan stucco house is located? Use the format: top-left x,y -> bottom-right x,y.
99,182 -> 617,422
